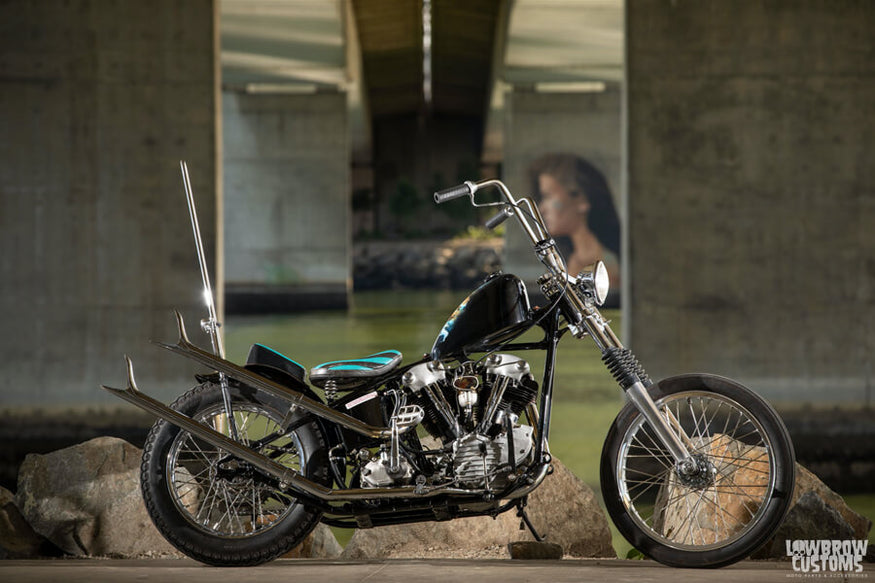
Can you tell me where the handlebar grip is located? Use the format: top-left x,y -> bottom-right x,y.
434,182 -> 474,204
485,207 -> 513,230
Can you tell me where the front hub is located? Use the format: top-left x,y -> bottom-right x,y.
675,454 -> 717,490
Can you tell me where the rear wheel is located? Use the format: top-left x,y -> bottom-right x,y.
600,374 -> 795,568
141,381 -> 329,566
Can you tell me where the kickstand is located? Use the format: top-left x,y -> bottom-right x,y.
516,498 -> 544,542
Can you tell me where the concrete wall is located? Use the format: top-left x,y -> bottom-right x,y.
626,0 -> 873,405
223,91 -> 350,312
502,89 -> 622,282
0,0 -> 219,408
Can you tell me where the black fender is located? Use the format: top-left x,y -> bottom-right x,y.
196,369 -> 348,487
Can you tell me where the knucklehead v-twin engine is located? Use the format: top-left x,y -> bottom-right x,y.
356,352 -> 538,491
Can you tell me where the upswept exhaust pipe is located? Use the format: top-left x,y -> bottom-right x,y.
155,311 -> 392,440
101,356 -> 322,497
101,356 -> 504,502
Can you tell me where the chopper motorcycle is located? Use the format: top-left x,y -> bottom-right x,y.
102,166 -> 795,568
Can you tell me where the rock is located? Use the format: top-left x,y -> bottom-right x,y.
508,541 -> 564,560
753,464 -> 872,559
353,239 -> 504,290
525,458 -> 616,558
282,523 -> 343,559
648,433 -> 871,558
15,436 -> 180,558
341,458 -> 615,559
655,433 -> 772,545
0,485 -> 62,559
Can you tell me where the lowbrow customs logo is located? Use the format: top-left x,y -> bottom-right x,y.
786,539 -> 869,576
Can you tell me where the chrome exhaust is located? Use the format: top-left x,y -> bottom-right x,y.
101,356 -> 324,498
101,355 -> 529,502
155,311 -> 393,440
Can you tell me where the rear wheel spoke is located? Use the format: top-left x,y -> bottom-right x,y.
167,402 -> 305,538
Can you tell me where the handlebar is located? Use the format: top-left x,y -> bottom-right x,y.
433,178 -> 566,275
434,181 -> 476,204
484,206 -> 513,230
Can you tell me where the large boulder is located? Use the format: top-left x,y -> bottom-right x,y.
14,436 -> 343,559
341,458 -> 615,559
15,436 -> 180,557
0,485 -> 62,559
753,464 -> 872,559
648,433 -> 871,558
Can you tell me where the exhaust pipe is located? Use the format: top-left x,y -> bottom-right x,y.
101,356 -> 327,497
102,356 -> 524,501
155,311 -> 392,440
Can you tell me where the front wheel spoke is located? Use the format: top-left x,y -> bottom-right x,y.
711,452 -> 771,476
709,479 -> 762,517
687,397 -> 704,442
627,472 -> 671,498
627,476 -> 664,503
631,433 -> 674,470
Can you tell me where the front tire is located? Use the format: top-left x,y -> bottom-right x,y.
141,381 -> 329,566
600,374 -> 795,568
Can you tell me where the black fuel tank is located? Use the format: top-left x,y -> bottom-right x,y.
431,273 -> 533,361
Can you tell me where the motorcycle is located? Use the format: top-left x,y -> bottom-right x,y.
101,164 -> 795,568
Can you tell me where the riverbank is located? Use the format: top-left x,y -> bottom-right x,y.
353,238 -> 503,290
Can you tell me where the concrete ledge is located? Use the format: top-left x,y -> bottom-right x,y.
225,284 -> 349,314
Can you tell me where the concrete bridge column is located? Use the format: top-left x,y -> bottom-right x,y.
0,0 -> 220,406
626,0 -> 873,405
223,90 -> 350,313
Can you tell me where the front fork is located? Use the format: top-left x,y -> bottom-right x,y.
574,303 -> 696,475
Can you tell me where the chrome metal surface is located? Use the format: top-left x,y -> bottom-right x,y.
478,375 -> 509,433
625,381 -> 691,464
484,354 -> 530,382
423,382 -> 461,439
180,161 -> 238,441
180,161 -> 223,359
402,361 -> 447,393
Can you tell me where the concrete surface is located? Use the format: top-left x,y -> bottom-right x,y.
2,558 -> 855,583
626,0 -> 875,405
0,0 -> 220,406
223,91 -> 351,312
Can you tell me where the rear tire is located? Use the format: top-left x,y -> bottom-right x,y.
140,381 -> 329,566
600,374 -> 795,568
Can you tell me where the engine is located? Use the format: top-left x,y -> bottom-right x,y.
357,354 -> 539,491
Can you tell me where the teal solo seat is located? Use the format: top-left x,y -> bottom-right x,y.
309,350 -> 402,388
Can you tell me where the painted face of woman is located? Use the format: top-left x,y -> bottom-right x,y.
537,173 -> 589,237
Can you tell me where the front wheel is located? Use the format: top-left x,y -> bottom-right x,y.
600,374 -> 795,568
140,381 -> 330,566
